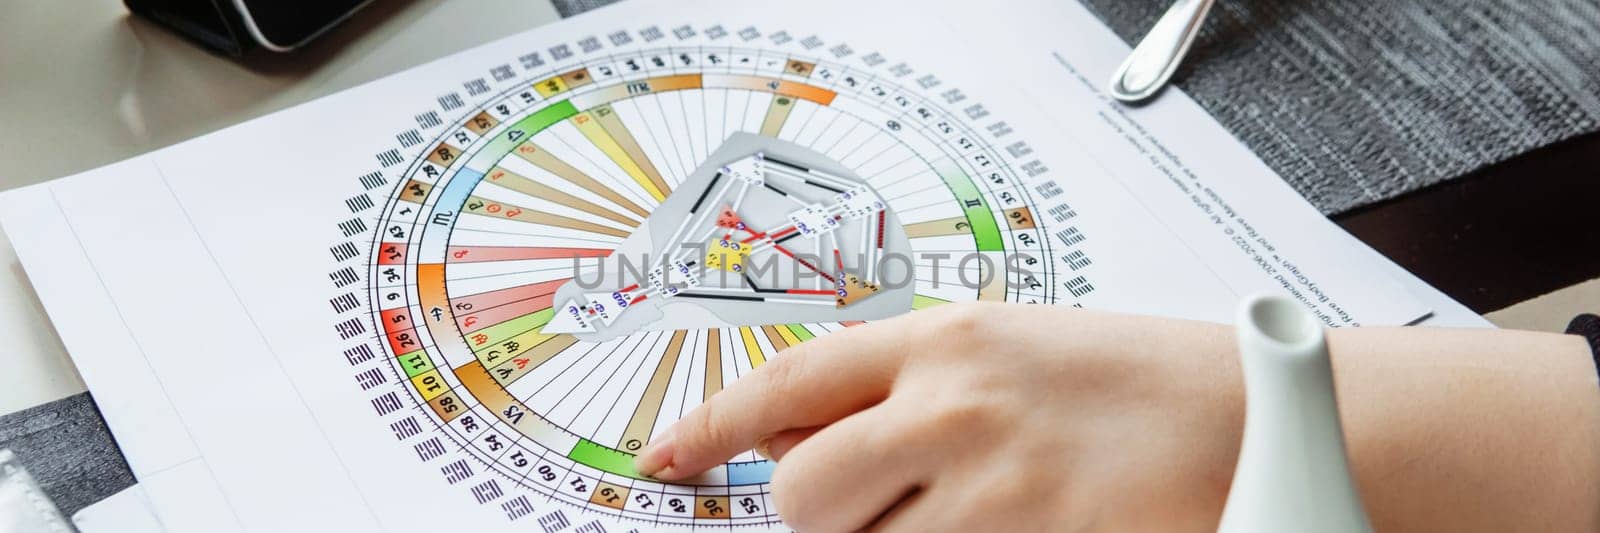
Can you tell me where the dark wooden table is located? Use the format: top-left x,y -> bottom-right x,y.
1336,131 -> 1600,314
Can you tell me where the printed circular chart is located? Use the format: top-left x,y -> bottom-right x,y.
364,45 -> 1062,527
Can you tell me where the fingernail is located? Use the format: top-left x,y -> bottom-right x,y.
754,436 -> 774,461
634,430 -> 676,477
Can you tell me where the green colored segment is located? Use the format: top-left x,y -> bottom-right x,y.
785,324 -> 816,342
397,350 -> 435,378
469,99 -> 581,172
469,308 -> 555,352
520,99 -> 579,135
935,159 -> 1005,252
912,294 -> 950,310
568,438 -> 639,477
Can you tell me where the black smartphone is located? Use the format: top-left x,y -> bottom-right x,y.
126,0 -> 374,55
231,0 -> 374,51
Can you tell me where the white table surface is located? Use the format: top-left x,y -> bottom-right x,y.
0,0 -> 564,416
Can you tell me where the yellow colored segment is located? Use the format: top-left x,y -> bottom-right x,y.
704,239 -> 752,272
774,323 -> 802,348
571,111 -> 667,201
738,326 -> 766,368
410,369 -> 449,401
534,75 -> 569,97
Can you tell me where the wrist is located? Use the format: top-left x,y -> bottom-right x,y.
1328,327 -> 1600,531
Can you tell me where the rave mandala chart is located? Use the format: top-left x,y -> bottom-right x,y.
330,23 -> 1096,530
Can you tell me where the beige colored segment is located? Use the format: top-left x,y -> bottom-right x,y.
902,216 -> 974,239
465,195 -> 629,238
759,95 -> 795,137
590,482 -> 631,510
464,111 -> 500,135
512,142 -> 650,218
489,334 -> 579,386
426,142 -> 462,167
486,167 -> 638,227
977,269 -> 1007,301
591,104 -> 673,198
560,68 -> 594,89
399,179 -> 433,204
696,496 -> 731,519
786,59 -> 817,77
704,329 -> 723,401
760,325 -> 790,352
618,330 -> 687,452
1005,207 -> 1037,229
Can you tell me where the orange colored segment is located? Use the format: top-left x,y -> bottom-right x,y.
650,73 -> 702,91
416,263 -> 449,323
775,80 -> 835,105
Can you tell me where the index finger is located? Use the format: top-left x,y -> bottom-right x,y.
634,313 -> 920,480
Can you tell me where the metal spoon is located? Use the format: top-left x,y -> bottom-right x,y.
1108,0 -> 1216,103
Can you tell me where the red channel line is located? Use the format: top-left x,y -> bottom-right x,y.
747,225 -> 797,244
875,211 -> 886,249
772,244 -> 837,283
786,289 -> 835,296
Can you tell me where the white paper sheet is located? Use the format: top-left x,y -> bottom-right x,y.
0,0 -> 1471,531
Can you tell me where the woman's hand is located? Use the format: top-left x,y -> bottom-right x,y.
633,302 -> 1600,532
635,303 -> 1246,531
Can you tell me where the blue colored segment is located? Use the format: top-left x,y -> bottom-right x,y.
727,460 -> 775,485
433,167 -> 486,216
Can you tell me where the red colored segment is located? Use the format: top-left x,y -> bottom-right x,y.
377,243 -> 408,265
386,328 -> 422,355
446,245 -> 610,263
786,289 -> 835,296
380,307 -> 415,334
715,205 -> 741,228
629,294 -> 648,305
450,278 -> 569,332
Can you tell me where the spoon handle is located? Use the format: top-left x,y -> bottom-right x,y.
1108,0 -> 1216,103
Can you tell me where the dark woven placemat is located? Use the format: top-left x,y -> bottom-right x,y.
1077,0 -> 1600,214
0,393 -> 134,516
556,0 -> 1600,214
